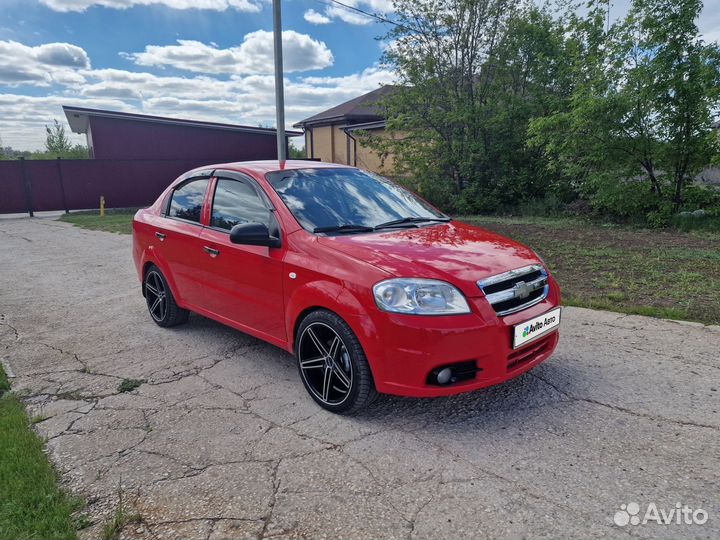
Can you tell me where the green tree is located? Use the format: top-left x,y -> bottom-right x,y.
45,119 -> 72,154
35,119 -> 89,159
529,0 -> 720,220
288,142 -> 306,159
362,0 -> 574,212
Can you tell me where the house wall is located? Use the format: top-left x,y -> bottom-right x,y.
88,116 -> 280,160
333,125 -> 349,164
310,125 -> 334,163
305,131 -> 313,159
350,128 -> 400,175
307,124 -> 396,175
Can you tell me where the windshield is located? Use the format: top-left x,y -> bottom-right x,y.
266,168 -> 447,234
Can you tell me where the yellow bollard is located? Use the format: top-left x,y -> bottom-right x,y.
100,196 -> 105,217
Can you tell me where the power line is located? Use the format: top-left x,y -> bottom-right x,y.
315,0 -> 401,27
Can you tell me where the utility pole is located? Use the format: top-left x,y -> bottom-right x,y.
272,0 -> 287,162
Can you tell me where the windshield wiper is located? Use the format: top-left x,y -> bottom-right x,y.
313,224 -> 375,234
373,216 -> 451,230
314,217 -> 450,234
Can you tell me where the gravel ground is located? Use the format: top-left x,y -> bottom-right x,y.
0,217 -> 718,540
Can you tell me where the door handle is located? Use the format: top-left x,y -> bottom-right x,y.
203,246 -> 220,257
155,231 -> 166,241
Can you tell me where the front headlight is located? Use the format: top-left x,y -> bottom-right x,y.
373,278 -> 471,315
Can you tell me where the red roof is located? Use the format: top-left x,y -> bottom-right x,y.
189,159 -> 352,176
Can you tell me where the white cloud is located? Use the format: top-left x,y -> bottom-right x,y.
0,93 -> 126,149
78,68 -> 235,102
75,65 -> 395,123
304,9 -> 331,25
299,66 -> 393,89
1,65 -> 395,150
364,0 -> 394,11
39,0 -> 261,13
314,0 -> 394,26
325,5 -> 372,25
0,40 -> 90,86
124,31 -> 334,75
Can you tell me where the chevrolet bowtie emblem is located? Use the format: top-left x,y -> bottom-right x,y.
512,281 -> 533,299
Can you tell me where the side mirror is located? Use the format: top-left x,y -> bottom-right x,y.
229,222 -> 281,248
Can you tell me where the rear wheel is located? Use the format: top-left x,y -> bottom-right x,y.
295,310 -> 377,414
144,266 -> 188,327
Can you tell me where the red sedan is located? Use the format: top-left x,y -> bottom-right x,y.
133,161 -> 561,413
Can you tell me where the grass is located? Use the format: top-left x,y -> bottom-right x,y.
101,487 -> 141,540
0,367 -> 81,540
59,209 -> 136,235
460,215 -> 720,325
670,212 -> 720,233
117,379 -> 145,393
56,211 -> 720,325
0,368 -> 9,395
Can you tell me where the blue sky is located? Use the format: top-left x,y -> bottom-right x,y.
1,0 -> 718,150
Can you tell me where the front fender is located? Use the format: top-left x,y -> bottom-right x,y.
285,280 -> 379,358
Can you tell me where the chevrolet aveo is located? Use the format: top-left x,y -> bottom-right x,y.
133,161 -> 561,413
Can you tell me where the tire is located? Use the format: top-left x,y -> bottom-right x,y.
295,309 -> 378,414
143,265 -> 189,327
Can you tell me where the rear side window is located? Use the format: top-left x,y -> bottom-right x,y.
168,178 -> 209,223
211,178 -> 268,230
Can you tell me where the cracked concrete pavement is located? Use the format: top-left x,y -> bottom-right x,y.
0,217 -> 718,540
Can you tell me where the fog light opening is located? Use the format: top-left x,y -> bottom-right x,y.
436,367 -> 453,385
427,361 -> 481,386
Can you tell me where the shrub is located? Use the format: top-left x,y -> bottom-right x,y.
517,193 -> 565,216
587,177 -> 658,219
455,183 -> 504,215
682,184 -> 720,210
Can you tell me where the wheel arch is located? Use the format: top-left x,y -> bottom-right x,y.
140,258 -> 183,306
140,261 -> 155,297
292,306 -> 325,350
285,281 -> 378,358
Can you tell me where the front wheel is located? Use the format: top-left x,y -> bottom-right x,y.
295,310 -> 377,414
144,266 -> 189,327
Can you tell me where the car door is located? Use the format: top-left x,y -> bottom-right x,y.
153,175 -> 212,309
198,174 -> 286,342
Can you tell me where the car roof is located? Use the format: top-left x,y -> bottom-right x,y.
195,160 -> 354,176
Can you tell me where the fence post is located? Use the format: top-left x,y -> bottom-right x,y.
56,157 -> 69,214
19,157 -> 34,217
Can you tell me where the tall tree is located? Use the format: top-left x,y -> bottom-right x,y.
37,119 -> 89,159
45,120 -> 73,155
363,0 -> 573,212
638,0 -> 720,207
529,0 -> 720,215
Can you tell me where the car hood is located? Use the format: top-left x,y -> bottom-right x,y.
320,221 -> 540,297
317,221 -> 541,298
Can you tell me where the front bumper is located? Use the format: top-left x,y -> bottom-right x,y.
351,279 -> 561,397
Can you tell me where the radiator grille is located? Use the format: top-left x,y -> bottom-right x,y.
477,264 -> 549,316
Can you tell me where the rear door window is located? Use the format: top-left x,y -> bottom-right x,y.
168,178 -> 209,223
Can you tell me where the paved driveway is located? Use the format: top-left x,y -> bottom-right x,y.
0,217 -> 718,540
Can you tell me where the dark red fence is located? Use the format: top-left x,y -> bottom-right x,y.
0,158 -> 225,215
